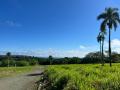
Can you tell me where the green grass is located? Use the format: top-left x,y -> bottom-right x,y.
44,64 -> 120,90
0,66 -> 33,78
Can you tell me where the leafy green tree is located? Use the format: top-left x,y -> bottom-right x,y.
29,58 -> 38,65
111,52 -> 120,63
97,7 -> 120,67
97,32 -> 105,66
63,57 -> 69,64
71,57 -> 81,64
83,52 -> 101,64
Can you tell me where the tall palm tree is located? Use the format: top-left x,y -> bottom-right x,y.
97,32 -> 105,66
97,7 -> 120,67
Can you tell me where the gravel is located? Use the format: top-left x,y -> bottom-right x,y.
0,67 -> 43,90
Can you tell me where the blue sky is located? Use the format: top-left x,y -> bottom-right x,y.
0,0 -> 120,57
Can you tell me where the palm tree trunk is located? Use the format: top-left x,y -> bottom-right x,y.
50,59 -> 52,65
100,42 -> 102,65
102,40 -> 104,66
8,57 -> 9,67
109,28 -> 112,67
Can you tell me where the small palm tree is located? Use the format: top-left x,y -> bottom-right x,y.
97,32 -> 105,66
49,55 -> 53,65
6,52 -> 11,67
97,7 -> 120,67
97,32 -> 102,64
97,33 -> 102,60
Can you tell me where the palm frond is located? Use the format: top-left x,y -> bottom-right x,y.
112,20 -> 117,31
112,8 -> 119,12
97,32 -> 105,43
97,32 -> 101,43
97,36 -> 100,43
106,7 -> 118,13
97,13 -> 107,20
113,12 -> 120,19
100,19 -> 107,32
116,18 -> 120,24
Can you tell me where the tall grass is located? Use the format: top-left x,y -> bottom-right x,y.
43,64 -> 120,90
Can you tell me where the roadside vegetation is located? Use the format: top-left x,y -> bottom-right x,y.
40,64 -> 120,90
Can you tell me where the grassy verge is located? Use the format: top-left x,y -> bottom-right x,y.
41,64 -> 120,90
0,66 -> 34,78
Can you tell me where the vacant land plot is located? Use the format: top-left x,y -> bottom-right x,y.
43,64 -> 120,90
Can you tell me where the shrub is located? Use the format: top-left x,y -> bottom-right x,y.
29,59 -> 38,65
0,60 -> 8,67
16,61 -> 29,66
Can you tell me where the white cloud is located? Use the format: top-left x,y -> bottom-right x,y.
0,20 -> 22,27
30,49 -> 89,58
111,39 -> 120,53
5,20 -> 22,27
2,39 -> 120,57
15,41 -> 120,57
111,39 -> 120,48
0,49 -> 90,58
0,45 -> 98,58
80,45 -> 86,49
104,39 -> 120,53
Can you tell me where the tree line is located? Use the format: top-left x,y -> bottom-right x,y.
0,51 -> 120,67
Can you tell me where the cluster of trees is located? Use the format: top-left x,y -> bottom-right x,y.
97,7 -> 120,66
0,52 -> 38,67
0,52 -> 81,67
82,51 -> 120,64
1,51 -> 120,67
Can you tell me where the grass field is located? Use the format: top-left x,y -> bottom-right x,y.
43,64 -> 120,90
0,66 -> 33,78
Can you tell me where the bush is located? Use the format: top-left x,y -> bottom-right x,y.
9,60 -> 16,66
16,61 -> 29,66
29,59 -> 38,65
0,61 -> 2,66
0,60 -> 8,67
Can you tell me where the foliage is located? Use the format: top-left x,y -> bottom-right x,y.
16,61 -> 29,66
42,64 -> 120,90
0,52 -> 120,66
0,60 -> 16,67
29,59 -> 38,65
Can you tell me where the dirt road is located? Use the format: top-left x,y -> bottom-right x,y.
0,67 -> 43,90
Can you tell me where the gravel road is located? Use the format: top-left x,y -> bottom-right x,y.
0,67 -> 43,90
